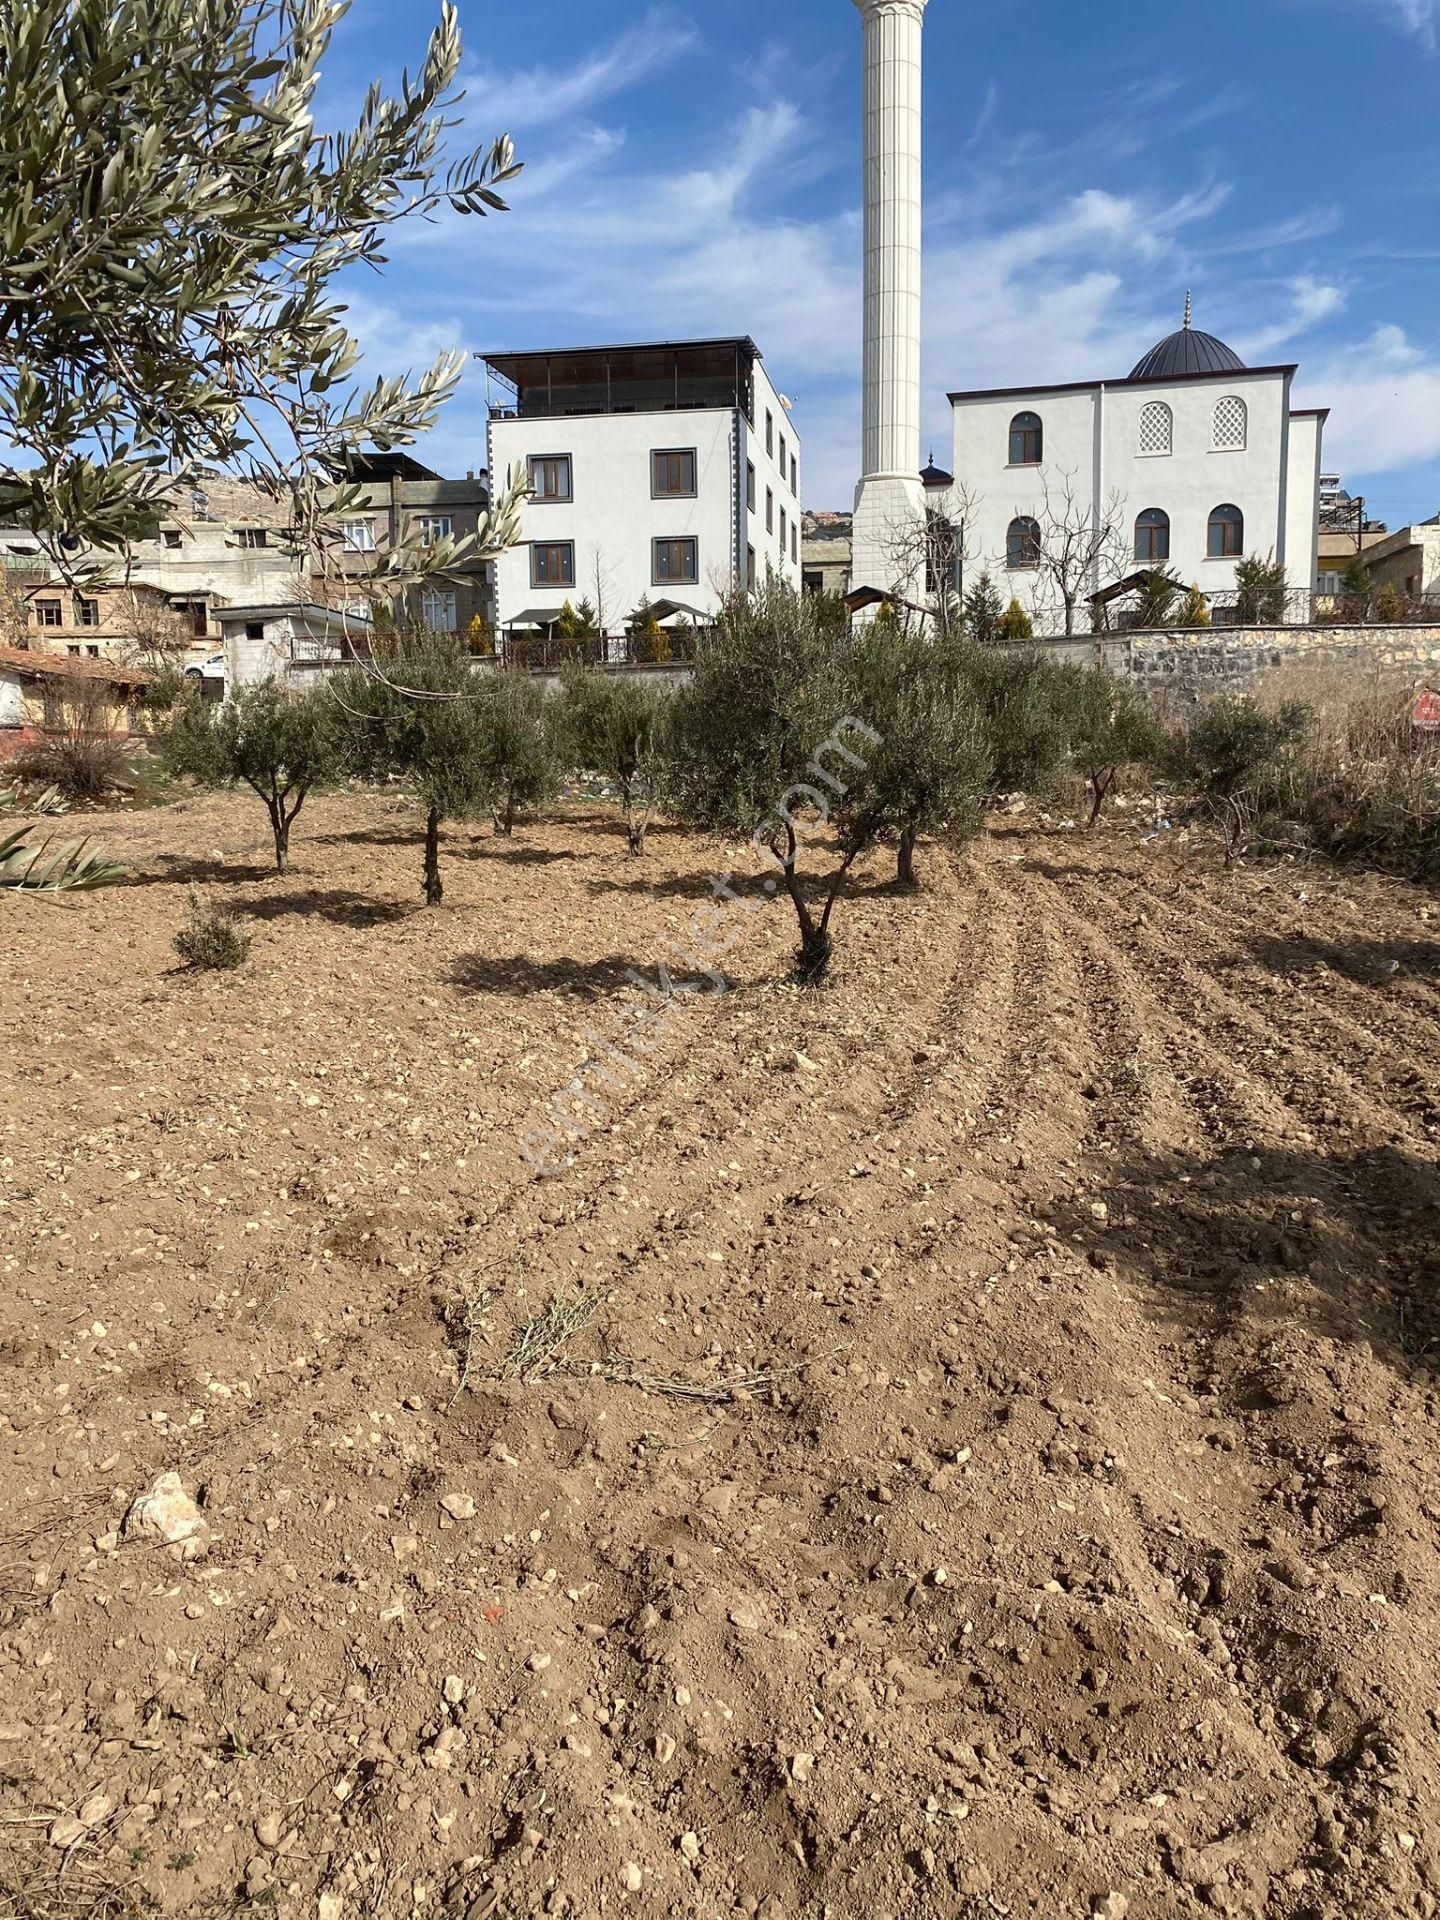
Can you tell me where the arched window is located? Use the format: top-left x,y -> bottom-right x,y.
1213,396 -> 1247,451
1138,401 -> 1173,457
1006,516 -> 1041,570
1009,411 -> 1043,465
1208,504 -> 1244,559
1135,508 -> 1171,563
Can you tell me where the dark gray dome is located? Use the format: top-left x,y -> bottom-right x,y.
1130,327 -> 1245,380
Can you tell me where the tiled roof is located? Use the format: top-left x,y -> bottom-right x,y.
0,645 -> 153,687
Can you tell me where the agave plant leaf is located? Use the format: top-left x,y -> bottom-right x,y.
0,828 -> 125,893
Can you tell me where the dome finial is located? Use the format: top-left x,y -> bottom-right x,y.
1184,289 -> 1192,330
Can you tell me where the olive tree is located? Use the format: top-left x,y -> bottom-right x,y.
487,674 -> 562,836
161,679 -> 338,873
559,667 -> 670,855
0,0 -> 526,581
331,635 -> 493,905
665,586 -> 887,981
1178,693 -> 1310,865
1054,668 -> 1168,827
845,624 -> 993,887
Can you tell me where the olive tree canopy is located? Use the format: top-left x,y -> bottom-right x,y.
0,0 -> 525,582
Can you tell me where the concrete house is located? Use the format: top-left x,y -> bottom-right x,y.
482,337 -> 801,636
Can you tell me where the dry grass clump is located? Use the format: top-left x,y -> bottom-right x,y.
1253,660 -> 1440,876
173,887 -> 251,971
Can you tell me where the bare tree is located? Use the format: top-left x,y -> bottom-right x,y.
880,484 -> 981,637
1013,471 -> 1129,638
590,550 -> 620,640
115,589 -> 193,672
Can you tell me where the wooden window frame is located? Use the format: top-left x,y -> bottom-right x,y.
652,537 -> 699,587
1134,510 -> 1171,564
527,455 -> 573,504
650,449 -> 697,499
1207,506 -> 1244,560
34,599 -> 63,628
1006,517 -> 1041,570
237,527 -> 269,550
530,540 -> 576,588
1008,412 -> 1043,467
78,598 -> 100,628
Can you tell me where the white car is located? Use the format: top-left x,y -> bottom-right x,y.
183,652 -> 226,682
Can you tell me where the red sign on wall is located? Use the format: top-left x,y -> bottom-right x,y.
1414,689 -> 1440,732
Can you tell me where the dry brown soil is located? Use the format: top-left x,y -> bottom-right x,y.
2,789 -> 1440,1920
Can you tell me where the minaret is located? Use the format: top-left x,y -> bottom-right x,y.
850,0 -> 930,604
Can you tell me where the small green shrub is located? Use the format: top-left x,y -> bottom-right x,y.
174,888 -> 251,970
998,596 -> 1035,640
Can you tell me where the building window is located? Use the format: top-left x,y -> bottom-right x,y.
342,519 -> 376,552
33,599 -> 62,627
747,545 -> 756,590
528,455 -> 572,502
163,529 -> 183,549
531,541 -> 575,587
1138,401 -> 1173,457
237,527 -> 268,549
416,515 -> 453,543
420,588 -> 458,632
1207,504 -> 1244,558
1213,396 -> 1247,451
766,411 -> 774,457
86,644 -> 99,658
1134,508 -> 1171,563
245,621 -> 266,641
766,488 -> 774,534
1008,411 -> 1043,465
791,452 -> 798,495
779,431 -> 787,477
78,599 -> 99,627
177,601 -> 208,637
780,507 -> 787,552
651,449 -> 697,498
1006,516 -> 1041,569
791,523 -> 798,564
653,537 -> 699,585
66,643 -> 81,656
747,462 -> 756,512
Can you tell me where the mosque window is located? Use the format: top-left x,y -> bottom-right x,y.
1207,504 -> 1244,558
1008,412 -> 1043,465
1213,396 -> 1247,451
1006,516 -> 1041,569
1135,508 -> 1171,563
1138,401 -> 1173,457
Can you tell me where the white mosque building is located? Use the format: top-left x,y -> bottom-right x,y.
945,309 -> 1329,624
844,3 -> 1329,626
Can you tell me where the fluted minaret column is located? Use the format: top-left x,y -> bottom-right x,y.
851,0 -> 929,606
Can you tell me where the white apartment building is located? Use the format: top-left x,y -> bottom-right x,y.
481,338 -> 801,634
947,315 -> 1328,624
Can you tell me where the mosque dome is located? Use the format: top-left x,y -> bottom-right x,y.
1129,298 -> 1246,381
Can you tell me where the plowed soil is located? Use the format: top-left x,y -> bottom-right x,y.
3,790 -> 1440,1920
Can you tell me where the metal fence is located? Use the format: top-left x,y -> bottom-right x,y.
488,628 -> 702,673
1069,589 -> 1440,641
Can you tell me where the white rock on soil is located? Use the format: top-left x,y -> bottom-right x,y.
124,1472 -> 211,1559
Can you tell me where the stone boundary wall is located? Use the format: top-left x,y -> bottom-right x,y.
1099,623 -> 1440,701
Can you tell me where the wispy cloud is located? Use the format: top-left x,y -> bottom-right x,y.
1389,0 -> 1439,48
1233,275 -> 1347,359
1298,325 -> 1440,481
460,7 -> 696,132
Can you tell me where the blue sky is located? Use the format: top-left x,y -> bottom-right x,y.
329,0 -> 1440,526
